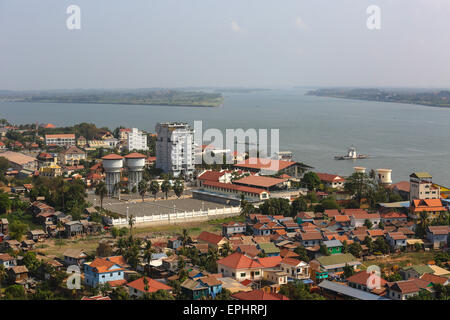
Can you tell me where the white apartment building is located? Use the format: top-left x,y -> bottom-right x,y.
126,128 -> 148,151
45,134 -> 76,147
155,122 -> 195,179
409,172 -> 440,201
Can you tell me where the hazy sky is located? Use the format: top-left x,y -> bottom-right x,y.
1,0 -> 450,90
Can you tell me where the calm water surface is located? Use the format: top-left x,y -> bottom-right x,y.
1,88 -> 450,185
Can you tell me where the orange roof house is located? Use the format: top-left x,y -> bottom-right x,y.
127,276 -> 172,297
231,289 -> 289,300
196,231 -> 228,250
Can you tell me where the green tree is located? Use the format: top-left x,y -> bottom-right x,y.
138,180 -> 148,202
291,196 -> 308,216
364,219 -> 373,230
149,180 -> 160,201
173,180 -> 184,199
279,280 -> 325,300
348,242 -> 362,258
344,172 -> 376,205
9,220 -> 28,241
343,264 -> 355,278
320,244 -> 330,256
301,172 -> 321,191
5,284 -> 26,300
0,192 -> 12,214
161,179 -> 171,200
294,245 -> 310,262
95,182 -> 108,209
259,198 -> 291,216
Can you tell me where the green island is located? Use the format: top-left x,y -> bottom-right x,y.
306,88 -> 450,108
0,88 -> 224,107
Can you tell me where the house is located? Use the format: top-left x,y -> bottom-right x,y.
386,278 -> 432,300
180,278 -> 210,300
197,276 -> 223,298
45,133 -> 76,147
262,268 -> 288,286
217,252 -> 263,281
297,231 -> 323,247
0,218 -> 8,235
257,242 -> 280,257
400,265 -> 434,280
426,226 -> 450,249
420,273 -> 450,286
83,257 -> 126,287
196,231 -> 228,250
409,199 -> 446,221
235,245 -> 261,258
348,211 -> 381,228
27,229 -> 46,242
222,221 -> 246,237
380,211 -> 408,224
316,173 -> 345,190
251,223 -> 272,236
310,253 -> 361,277
217,277 -> 253,294
167,237 -> 183,250
65,220 -> 84,237
21,240 -> 36,251
3,239 -> 21,252
231,289 -> 289,300
127,276 -> 172,299
280,258 -> 309,280
59,145 -> 87,166
63,249 -> 88,266
322,240 -> 343,254
9,265 -> 29,283
0,253 -> 17,269
346,270 -> 387,295
386,232 -> 407,250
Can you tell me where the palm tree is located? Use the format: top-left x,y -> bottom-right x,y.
221,242 -> 232,257
181,228 -> 190,247
161,179 -> 171,200
138,180 -> 148,202
128,214 -> 135,238
173,179 -> 184,199
149,180 -> 160,201
95,182 -> 107,209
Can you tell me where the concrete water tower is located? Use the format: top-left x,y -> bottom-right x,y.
354,167 -> 366,174
376,169 -> 392,185
101,154 -> 124,196
125,152 -> 147,192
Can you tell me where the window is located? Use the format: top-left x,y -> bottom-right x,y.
240,273 -> 246,277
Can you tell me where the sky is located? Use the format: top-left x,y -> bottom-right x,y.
1,0 -> 450,90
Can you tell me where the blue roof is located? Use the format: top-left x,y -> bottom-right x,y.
151,253 -> 168,260
318,280 -> 390,300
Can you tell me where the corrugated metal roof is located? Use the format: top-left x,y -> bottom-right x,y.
318,280 -> 389,300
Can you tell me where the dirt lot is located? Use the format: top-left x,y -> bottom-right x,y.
361,251 -> 435,271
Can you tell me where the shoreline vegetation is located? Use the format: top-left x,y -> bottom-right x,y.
0,88 -> 224,108
306,88 -> 450,108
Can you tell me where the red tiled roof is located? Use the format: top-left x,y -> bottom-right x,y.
257,256 -> 282,268
381,211 -> 407,219
217,252 -> 264,269
420,273 -> 448,285
387,232 -> 407,240
108,279 -> 128,287
88,258 -> 124,273
231,290 -> 290,300
127,277 -> 172,293
299,231 -> 322,241
346,270 -> 387,287
324,209 -> 341,217
197,231 -> 226,245
388,278 -> 430,294
427,226 -> 450,235
234,158 -> 297,171
316,172 -> 345,183
234,175 -> 287,188
334,215 -> 350,222
280,257 -> 304,267
390,181 -> 410,193
124,152 -> 147,159
101,154 -> 124,160
367,230 -> 384,237
202,180 -> 267,195
45,133 -> 75,139
198,170 -> 225,182
81,295 -> 111,300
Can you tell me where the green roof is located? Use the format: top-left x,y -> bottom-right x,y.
410,172 -> 432,179
258,242 -> 280,254
403,265 -> 434,275
316,253 -> 360,267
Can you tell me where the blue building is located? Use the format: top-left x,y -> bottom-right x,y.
83,256 -> 126,287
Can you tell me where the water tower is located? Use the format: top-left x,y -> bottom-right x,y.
354,166 -> 366,174
101,154 -> 124,196
376,169 -> 392,185
125,152 -> 147,192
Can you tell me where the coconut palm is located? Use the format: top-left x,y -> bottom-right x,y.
138,180 -> 148,202
149,180 -> 160,201
181,228 -> 190,247
128,214 -> 135,238
161,179 -> 171,200
95,182 -> 108,209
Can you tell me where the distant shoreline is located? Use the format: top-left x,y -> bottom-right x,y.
307,88 -> 450,109
0,100 -> 222,108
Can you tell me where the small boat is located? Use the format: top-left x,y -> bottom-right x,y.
334,146 -> 369,160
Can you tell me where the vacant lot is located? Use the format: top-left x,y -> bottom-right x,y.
361,251 -> 435,271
